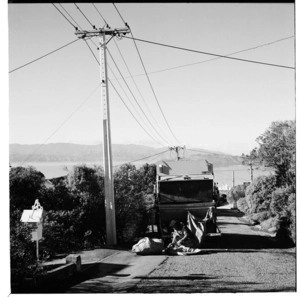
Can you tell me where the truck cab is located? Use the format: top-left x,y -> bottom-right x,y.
154,160 -> 220,239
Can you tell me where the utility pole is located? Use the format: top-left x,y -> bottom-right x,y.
75,27 -> 130,246
232,171 -> 235,188
169,145 -> 185,161
249,161 -> 253,183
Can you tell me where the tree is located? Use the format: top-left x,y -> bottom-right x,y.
256,120 -> 295,187
10,166 -> 46,212
114,163 -> 149,242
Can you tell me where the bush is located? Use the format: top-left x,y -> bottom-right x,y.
237,197 -> 249,213
287,193 -> 296,243
251,211 -> 271,223
227,183 -> 248,204
270,186 -> 294,217
114,163 -> 150,242
260,217 -> 280,231
10,210 -> 40,280
245,174 -> 277,215
10,162 -> 157,281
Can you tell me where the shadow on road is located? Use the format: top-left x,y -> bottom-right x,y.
203,208 -> 295,250
44,262 -> 132,293
217,208 -> 245,217
204,233 -> 293,250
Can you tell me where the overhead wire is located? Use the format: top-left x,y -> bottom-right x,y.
74,3 -> 95,28
9,39 -> 80,74
112,37 -> 175,145
52,3 -> 77,30
108,78 -> 166,147
112,3 -> 183,145
128,149 -> 169,164
59,3 -> 83,30
54,3 -> 99,53
84,38 -> 100,65
75,9 -> 166,147
107,63 -> 166,146
113,149 -> 169,168
92,3 -> 108,25
20,84 -> 102,166
122,35 -> 295,70
114,36 -> 294,79
106,47 -> 172,146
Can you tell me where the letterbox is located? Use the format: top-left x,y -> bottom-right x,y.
20,199 -> 45,241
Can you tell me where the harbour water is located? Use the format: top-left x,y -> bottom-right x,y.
11,162 -> 273,187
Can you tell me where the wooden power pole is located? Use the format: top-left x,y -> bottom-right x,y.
169,146 -> 185,161
75,27 -> 130,246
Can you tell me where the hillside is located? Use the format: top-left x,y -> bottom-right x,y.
9,143 -> 243,167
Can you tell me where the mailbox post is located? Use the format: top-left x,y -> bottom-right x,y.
20,199 -> 45,263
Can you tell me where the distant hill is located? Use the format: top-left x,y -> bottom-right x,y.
9,143 -> 243,167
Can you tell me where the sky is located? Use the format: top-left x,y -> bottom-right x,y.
7,3 -> 295,156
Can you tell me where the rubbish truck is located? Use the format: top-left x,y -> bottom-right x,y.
154,159 -> 221,240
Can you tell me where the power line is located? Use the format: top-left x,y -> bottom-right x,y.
52,3 -> 77,29
84,39 -> 100,65
108,78 -> 166,147
57,4 -> 98,49
20,84 -> 102,166
122,36 -> 295,70
112,37 -> 174,145
92,3 -> 108,25
112,3 -> 126,24
114,36 -> 294,78
107,63 -> 167,146
113,149 -> 169,168
129,149 -> 169,164
88,4 -> 171,146
130,33 -> 183,145
9,39 -> 80,74
59,3 -> 82,30
107,48 -> 172,146
74,3 -> 95,28
112,4 -> 182,145
80,30 -> 166,147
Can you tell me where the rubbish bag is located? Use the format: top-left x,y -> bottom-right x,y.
187,211 -> 207,248
132,237 -> 164,255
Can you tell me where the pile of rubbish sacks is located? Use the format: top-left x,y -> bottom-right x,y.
132,211 -> 207,256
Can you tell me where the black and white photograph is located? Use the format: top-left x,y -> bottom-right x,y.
5,1 -> 296,294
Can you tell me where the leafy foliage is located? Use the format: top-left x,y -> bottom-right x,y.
227,183 -> 248,204
239,120 -> 296,243
256,120 -> 295,187
10,210 -> 39,280
245,175 -> 277,215
10,162 -> 157,280
10,166 -> 46,211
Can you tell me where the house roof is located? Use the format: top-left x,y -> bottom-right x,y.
156,160 -> 213,177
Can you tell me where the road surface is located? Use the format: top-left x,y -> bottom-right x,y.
130,205 -> 296,293
59,204 -> 295,293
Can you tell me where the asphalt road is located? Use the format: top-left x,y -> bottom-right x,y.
57,204 -> 295,293
130,205 -> 296,293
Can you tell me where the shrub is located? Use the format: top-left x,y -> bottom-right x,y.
10,210 -> 40,280
10,166 -> 46,211
244,174 -> 277,215
270,186 -> 294,217
287,193 -> 296,243
251,211 -> 271,223
260,217 -> 280,231
227,183 -> 248,204
237,197 -> 249,213
114,163 -> 149,242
